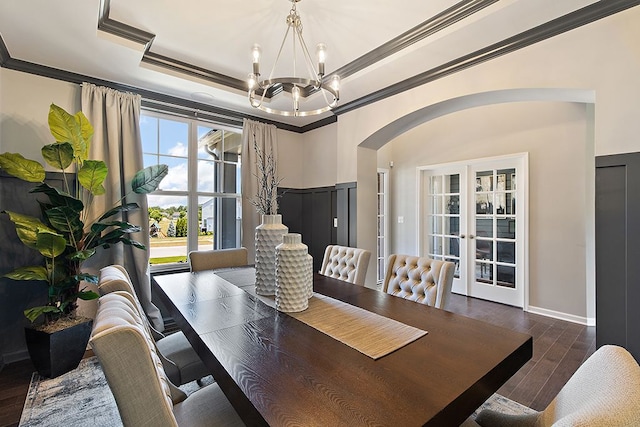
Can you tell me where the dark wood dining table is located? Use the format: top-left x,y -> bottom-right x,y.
152,268 -> 532,427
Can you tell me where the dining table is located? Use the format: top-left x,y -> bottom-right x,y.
152,267 -> 532,427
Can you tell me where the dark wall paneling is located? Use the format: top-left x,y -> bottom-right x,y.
595,152 -> 640,361
336,182 -> 357,247
0,172 -> 69,364
279,186 -> 342,272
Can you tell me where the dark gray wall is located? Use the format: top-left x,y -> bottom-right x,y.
595,152 -> 640,361
0,172 -> 63,366
279,183 -> 357,272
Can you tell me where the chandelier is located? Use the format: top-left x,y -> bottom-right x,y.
248,0 -> 340,117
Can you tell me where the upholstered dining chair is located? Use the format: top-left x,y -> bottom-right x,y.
319,245 -> 371,286
98,265 -> 210,387
188,247 -> 248,272
382,254 -> 455,309
90,292 -> 245,427
463,345 -> 640,426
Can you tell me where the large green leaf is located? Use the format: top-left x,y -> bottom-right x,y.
30,183 -> 84,212
0,153 -> 45,183
75,111 -> 93,161
118,237 -> 146,250
76,273 -> 99,284
132,164 -> 168,194
35,229 -> 67,259
78,160 -> 107,195
3,266 -> 48,282
68,249 -> 96,262
48,104 -> 88,161
90,220 -> 141,234
97,202 -> 139,222
77,290 -> 100,300
41,142 -> 74,170
45,205 -> 84,235
24,306 -> 61,323
2,211 -> 52,248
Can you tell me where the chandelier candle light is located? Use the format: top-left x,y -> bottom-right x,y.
248,0 -> 340,117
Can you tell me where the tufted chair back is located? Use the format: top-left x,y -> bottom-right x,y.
471,345 -> 640,426
91,293 -> 246,427
188,247 -> 248,272
91,292 -> 185,426
382,254 -> 455,309
320,245 -> 371,286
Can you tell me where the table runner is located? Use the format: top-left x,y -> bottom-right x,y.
290,294 -> 427,359
214,268 -> 428,359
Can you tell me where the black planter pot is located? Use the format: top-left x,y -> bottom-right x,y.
25,318 -> 93,378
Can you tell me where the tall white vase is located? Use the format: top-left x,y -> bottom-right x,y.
255,214 -> 288,295
275,233 -> 310,312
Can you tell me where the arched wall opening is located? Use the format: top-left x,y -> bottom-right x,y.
356,88 -> 596,324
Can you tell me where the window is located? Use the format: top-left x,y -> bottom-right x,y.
141,111 -> 242,268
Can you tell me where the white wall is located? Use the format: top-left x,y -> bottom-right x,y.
276,128 -> 304,188
0,69 -> 79,157
275,123 -> 337,189
384,101 -> 589,317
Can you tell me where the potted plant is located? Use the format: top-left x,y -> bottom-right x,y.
0,103 -> 167,377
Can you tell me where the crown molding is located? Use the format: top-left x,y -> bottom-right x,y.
2,0 -> 639,132
334,0 -> 640,115
0,35 -> 10,67
330,0 -> 497,81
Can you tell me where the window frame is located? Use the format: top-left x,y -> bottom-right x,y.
141,109 -> 243,273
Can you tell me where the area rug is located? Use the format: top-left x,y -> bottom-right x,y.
18,356 -> 213,427
19,356 -> 534,426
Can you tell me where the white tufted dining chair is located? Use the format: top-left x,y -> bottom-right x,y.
90,292 -> 245,427
188,247 -> 248,272
463,345 -> 640,427
98,265 -> 210,387
319,245 -> 371,286
382,254 -> 455,309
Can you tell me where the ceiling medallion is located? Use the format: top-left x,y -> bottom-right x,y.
248,0 -> 340,117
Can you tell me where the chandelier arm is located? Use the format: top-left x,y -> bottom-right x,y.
266,24 -> 293,84
295,25 -> 322,86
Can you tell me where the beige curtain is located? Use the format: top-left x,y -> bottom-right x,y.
241,118 -> 279,263
81,83 -> 164,331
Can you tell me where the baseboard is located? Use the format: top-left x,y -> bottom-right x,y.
527,305 -> 595,326
2,349 -> 30,364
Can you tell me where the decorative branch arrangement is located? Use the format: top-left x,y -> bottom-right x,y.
251,133 -> 283,215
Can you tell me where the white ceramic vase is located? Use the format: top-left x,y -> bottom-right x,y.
255,214 -> 288,295
275,233 -> 310,312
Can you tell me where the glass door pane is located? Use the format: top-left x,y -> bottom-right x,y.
426,173 -> 462,280
471,165 -> 519,302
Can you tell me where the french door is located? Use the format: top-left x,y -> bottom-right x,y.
420,155 -> 527,307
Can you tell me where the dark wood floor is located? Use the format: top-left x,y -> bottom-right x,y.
0,294 -> 595,426
446,293 -> 596,411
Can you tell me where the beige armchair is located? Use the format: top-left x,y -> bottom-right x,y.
319,245 -> 371,286
98,265 -> 210,386
466,345 -> 640,426
188,247 -> 248,272
90,293 -> 245,427
382,254 -> 455,309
